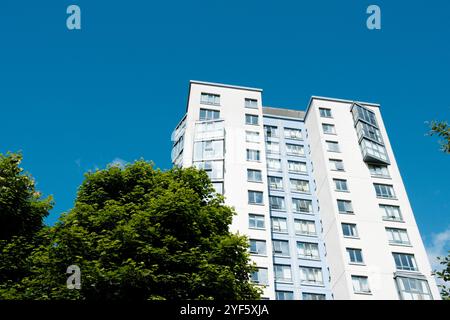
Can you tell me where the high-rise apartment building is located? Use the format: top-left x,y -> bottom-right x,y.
171,80 -> 440,300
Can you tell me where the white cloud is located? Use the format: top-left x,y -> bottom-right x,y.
75,158 -> 81,168
109,157 -> 128,169
426,227 -> 450,288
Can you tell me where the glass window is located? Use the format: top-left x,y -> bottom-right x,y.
342,223 -> 358,238
352,276 -> 371,294
356,121 -> 383,144
272,217 -> 288,233
303,293 -> 326,300
264,125 -> 278,138
297,242 -> 320,260
212,182 -> 223,194
267,158 -> 282,171
374,184 -> 396,199
294,219 -> 317,236
284,128 -> 302,140
246,131 -> 260,143
322,123 -> 336,134
288,160 -> 307,174
245,114 -> 259,125
380,204 -> 403,221
249,239 -> 266,255
193,160 -> 224,179
269,196 -> 286,210
246,149 -> 261,161
266,141 -> 280,153
393,253 -> 418,271
334,179 -> 349,192
319,108 -> 332,118
326,140 -> 340,152
300,267 -> 323,285
290,179 -> 310,193
201,93 -> 220,105
368,164 -> 390,177
274,264 -> 292,282
330,159 -> 344,171
245,98 -> 258,109
337,200 -> 353,214
386,228 -> 410,245
248,191 -> 263,205
273,240 -> 290,256
396,277 -> 433,300
276,291 -> 294,300
292,198 -> 313,213
286,143 -> 305,156
193,140 -> 224,160
361,138 -> 388,162
195,121 -> 224,140
249,214 -> 265,229
352,104 -> 377,127
247,169 -> 262,182
250,267 -> 268,285
347,248 -> 364,264
199,108 -> 220,121
268,176 -> 283,190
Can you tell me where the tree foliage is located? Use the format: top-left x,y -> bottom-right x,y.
0,159 -> 261,300
429,120 -> 450,154
435,253 -> 450,300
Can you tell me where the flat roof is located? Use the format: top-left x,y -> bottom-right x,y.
190,80 -> 263,92
263,107 -> 305,120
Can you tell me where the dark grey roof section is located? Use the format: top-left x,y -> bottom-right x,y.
263,107 -> 305,120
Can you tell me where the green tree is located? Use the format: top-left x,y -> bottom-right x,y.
0,152 -> 53,293
1,160 -> 261,300
435,253 -> 450,300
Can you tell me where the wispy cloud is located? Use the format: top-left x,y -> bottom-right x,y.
109,157 -> 128,169
426,227 -> 450,288
75,158 -> 81,168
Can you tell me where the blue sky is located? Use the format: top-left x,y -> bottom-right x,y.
0,1 -> 449,263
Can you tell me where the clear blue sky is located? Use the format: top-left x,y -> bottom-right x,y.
0,1 -> 449,255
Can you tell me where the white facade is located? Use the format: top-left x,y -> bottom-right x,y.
171,81 -> 440,300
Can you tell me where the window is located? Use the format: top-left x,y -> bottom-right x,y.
248,191 -> 263,205
290,179 -> 310,193
374,183 -> 396,199
269,196 -> 285,210
334,179 -> 349,192
199,108 -> 220,121
268,176 -> 283,190
246,131 -> 260,143
294,219 -> 317,236
201,93 -> 220,105
284,128 -> 302,140
246,149 -> 261,161
300,267 -> 323,286
330,159 -> 344,171
193,140 -> 224,160
396,277 -> 433,300
250,267 -> 268,285
380,204 -> 403,221
194,160 -> 224,179
342,223 -> 358,238
352,276 -> 371,294
273,240 -> 290,256
347,248 -> 364,264
276,291 -> 294,300
272,217 -> 288,233
267,158 -> 282,171
292,198 -> 313,213
368,164 -> 390,177
326,140 -> 340,152
319,108 -> 332,118
352,104 -> 377,127
297,242 -> 320,260
245,98 -> 258,109
286,143 -> 305,156
274,264 -> 292,282
356,121 -> 383,144
195,121 -> 224,140
303,293 -> 326,300
212,182 -> 223,194
393,253 -> 418,271
288,160 -> 307,174
249,239 -> 266,255
337,200 -> 353,214
361,139 -> 388,162
322,123 -> 336,134
249,214 -> 265,229
386,228 -> 410,245
264,125 -> 278,138
246,114 -> 259,125
247,169 -> 262,182
266,141 -> 280,154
